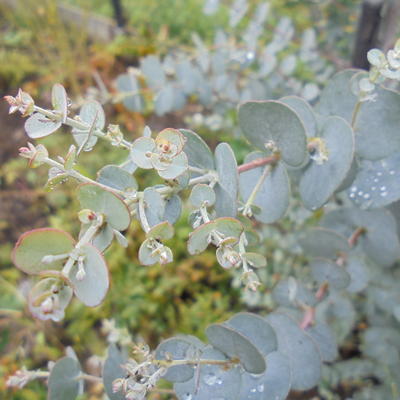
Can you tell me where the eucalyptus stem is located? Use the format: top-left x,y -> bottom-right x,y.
62,215 -> 104,277
43,157 -> 125,197
242,165 -> 271,217
138,196 -> 151,233
33,105 -> 132,150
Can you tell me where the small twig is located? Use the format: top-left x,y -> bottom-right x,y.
348,227 -> 366,247
237,154 -> 279,173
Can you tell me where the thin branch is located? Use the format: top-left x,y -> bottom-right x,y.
237,154 -> 279,173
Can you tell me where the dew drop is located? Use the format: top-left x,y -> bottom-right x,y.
184,393 -> 192,400
381,191 -> 388,197
371,186 -> 376,191
251,388 -> 257,393
380,186 -> 387,191
350,186 -> 357,192
257,384 -> 265,392
373,178 -> 379,183
216,377 -> 223,385
390,170 -> 396,175
204,373 -> 218,386
358,191 -> 363,196
349,193 -> 355,199
377,172 -> 383,176
363,193 -> 370,199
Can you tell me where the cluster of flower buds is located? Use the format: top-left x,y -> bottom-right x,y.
368,39 -> 400,81
19,142 -> 49,168
6,367 -> 36,389
130,128 -> 188,180
4,89 -> 35,116
112,343 -> 166,400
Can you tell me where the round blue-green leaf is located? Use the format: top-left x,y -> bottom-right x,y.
25,112 -> 62,139
67,243 -> 109,307
78,183 -> 131,231
272,278 -> 317,308
158,152 -> 188,180
72,101 -> 105,149
299,116 -> 354,210
239,351 -> 291,400
155,336 -> 205,383
52,84 -> 68,122
305,322 -> 338,362
206,323 -> 266,374
347,152 -> 400,209
138,239 -> 159,265
130,137 -> 155,169
315,69 -> 358,122
265,312 -> 322,390
92,224 -> 114,252
240,152 -> 290,223
346,252 -> 370,293
187,221 -> 217,255
310,258 -> 350,290
180,129 -> 215,172
140,55 -> 166,89
142,187 -> 166,228
214,142 -> 239,217
115,73 -> 143,112
174,346 -> 242,400
356,86 -> 400,160
164,194 -> 182,224
12,228 -> 75,274
190,184 -> 216,208
280,95 -> 317,137
147,221 -> 174,240
299,227 -> 350,259
215,217 -> 243,239
227,312 -> 277,357
48,357 -> 82,400
238,101 -> 307,167
321,208 -> 400,267
155,84 -> 175,115
97,165 -> 137,192
103,344 -> 126,400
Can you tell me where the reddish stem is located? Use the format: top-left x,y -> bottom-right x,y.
348,227 -> 366,247
237,155 -> 279,173
300,306 -> 315,330
315,282 -> 329,301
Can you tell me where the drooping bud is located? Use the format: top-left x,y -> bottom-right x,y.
4,89 -> 34,116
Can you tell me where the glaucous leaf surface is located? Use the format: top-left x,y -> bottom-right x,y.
187,221 -> 217,254
321,208 -> 400,267
206,323 -> 266,374
310,258 -> 350,290
52,83 -> 68,122
97,165 -> 138,192
142,187 -> 166,228
189,184 -> 216,208
180,129 -> 215,171
48,357 -> 82,400
345,252 -> 370,293
130,137 -> 155,169
280,95 -> 317,137
155,336 -> 205,382
239,152 -> 290,223
239,351 -> 291,400
92,224 -> 114,252
299,116 -> 354,210
356,86 -> 400,160
140,55 -> 166,89
305,322 -> 338,362
103,344 -> 127,400
272,278 -> 317,308
299,227 -> 350,259
214,142 -> 239,217
146,221 -> 174,240
315,69 -> 358,122
238,101 -> 307,167
226,312 -> 278,357
25,112 -> 61,138
164,194 -> 182,224
78,184 -> 131,231
174,346 -> 242,400
115,72 -> 143,112
12,228 -> 75,274
266,312 -> 322,390
348,152 -> 400,208
158,152 -> 188,180
67,243 -> 109,307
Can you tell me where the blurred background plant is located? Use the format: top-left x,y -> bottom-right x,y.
1,0 -> 399,399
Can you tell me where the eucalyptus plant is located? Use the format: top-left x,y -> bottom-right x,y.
5,39 -> 400,399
